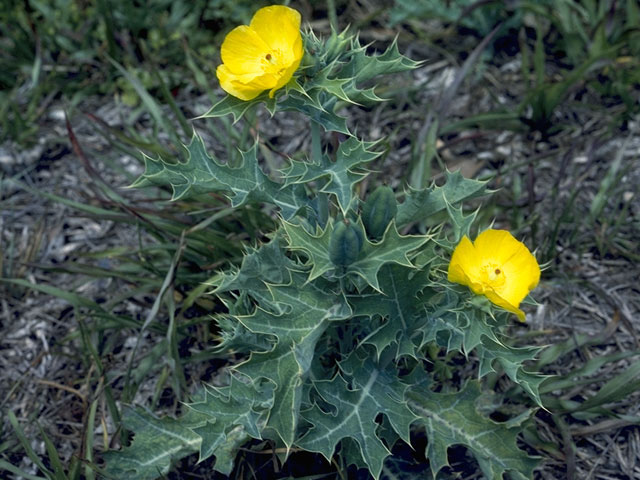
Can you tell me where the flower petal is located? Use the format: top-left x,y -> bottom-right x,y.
473,229 -> 525,265
220,25 -> 271,76
268,54 -> 303,97
250,5 -> 302,54
448,235 -> 481,287
495,243 -> 540,307
216,65 -> 272,101
484,290 -> 526,321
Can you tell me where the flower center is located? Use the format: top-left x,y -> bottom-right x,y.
263,50 -> 282,67
481,263 -> 506,288
259,49 -> 290,78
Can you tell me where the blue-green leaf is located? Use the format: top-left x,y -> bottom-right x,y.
419,292 -> 546,404
238,276 -> 351,344
341,38 -> 421,85
298,356 -> 416,479
408,381 -> 539,479
197,93 -> 274,123
397,170 -> 488,227
213,237 -> 295,309
352,264 -> 435,359
187,375 -> 274,472
282,219 -> 334,282
102,407 -> 202,480
279,94 -> 350,134
132,132 -> 309,219
234,271 -> 351,448
349,222 -> 430,290
236,343 -> 311,450
189,376 -> 269,441
284,137 -> 381,213
477,337 -> 547,406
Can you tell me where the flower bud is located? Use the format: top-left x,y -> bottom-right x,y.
362,186 -> 397,240
325,30 -> 352,61
329,220 -> 363,267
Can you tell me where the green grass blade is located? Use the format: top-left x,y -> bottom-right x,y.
108,56 -> 179,145
0,278 -> 106,311
540,351 -> 639,394
7,411 -> 53,477
151,66 -> 192,140
570,361 -> 640,412
39,425 -> 68,480
0,460 -> 49,480
589,135 -> 628,221
84,400 -> 98,480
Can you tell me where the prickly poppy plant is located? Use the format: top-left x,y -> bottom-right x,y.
104,6 -> 545,480
216,5 -> 304,100
448,229 -> 541,321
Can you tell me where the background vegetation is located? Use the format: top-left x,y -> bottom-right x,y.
1,0 -> 639,478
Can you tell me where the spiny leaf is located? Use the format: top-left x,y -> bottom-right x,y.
188,376 -> 272,469
418,293 -> 546,404
445,201 -> 478,244
282,219 -> 334,282
197,92 -> 274,123
339,353 -> 417,445
212,314 -> 272,354
132,132 -> 309,219
298,355 -> 416,479
303,31 -> 419,107
284,217 -> 429,290
307,68 -> 357,104
408,381 -> 539,480
351,264 -> 435,360
284,137 -> 381,213
419,291 -> 499,355
279,94 -> 350,134
350,221 -> 430,290
213,237 -> 295,309
130,149 -> 224,201
477,337 -> 547,406
236,342 -> 313,450
397,170 -> 488,227
189,376 -> 269,443
341,37 -> 421,84
194,424 -> 250,475
190,421 -> 225,465
234,271 -> 351,448
238,273 -> 351,344
200,87 -> 348,134
102,406 -> 202,480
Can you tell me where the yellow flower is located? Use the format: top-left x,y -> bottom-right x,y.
216,5 -> 304,101
447,229 -> 540,321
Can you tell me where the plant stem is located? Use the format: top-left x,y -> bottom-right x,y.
311,119 -> 323,164
327,0 -> 338,32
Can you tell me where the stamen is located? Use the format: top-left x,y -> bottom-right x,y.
495,268 -> 501,275
265,53 -> 272,60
